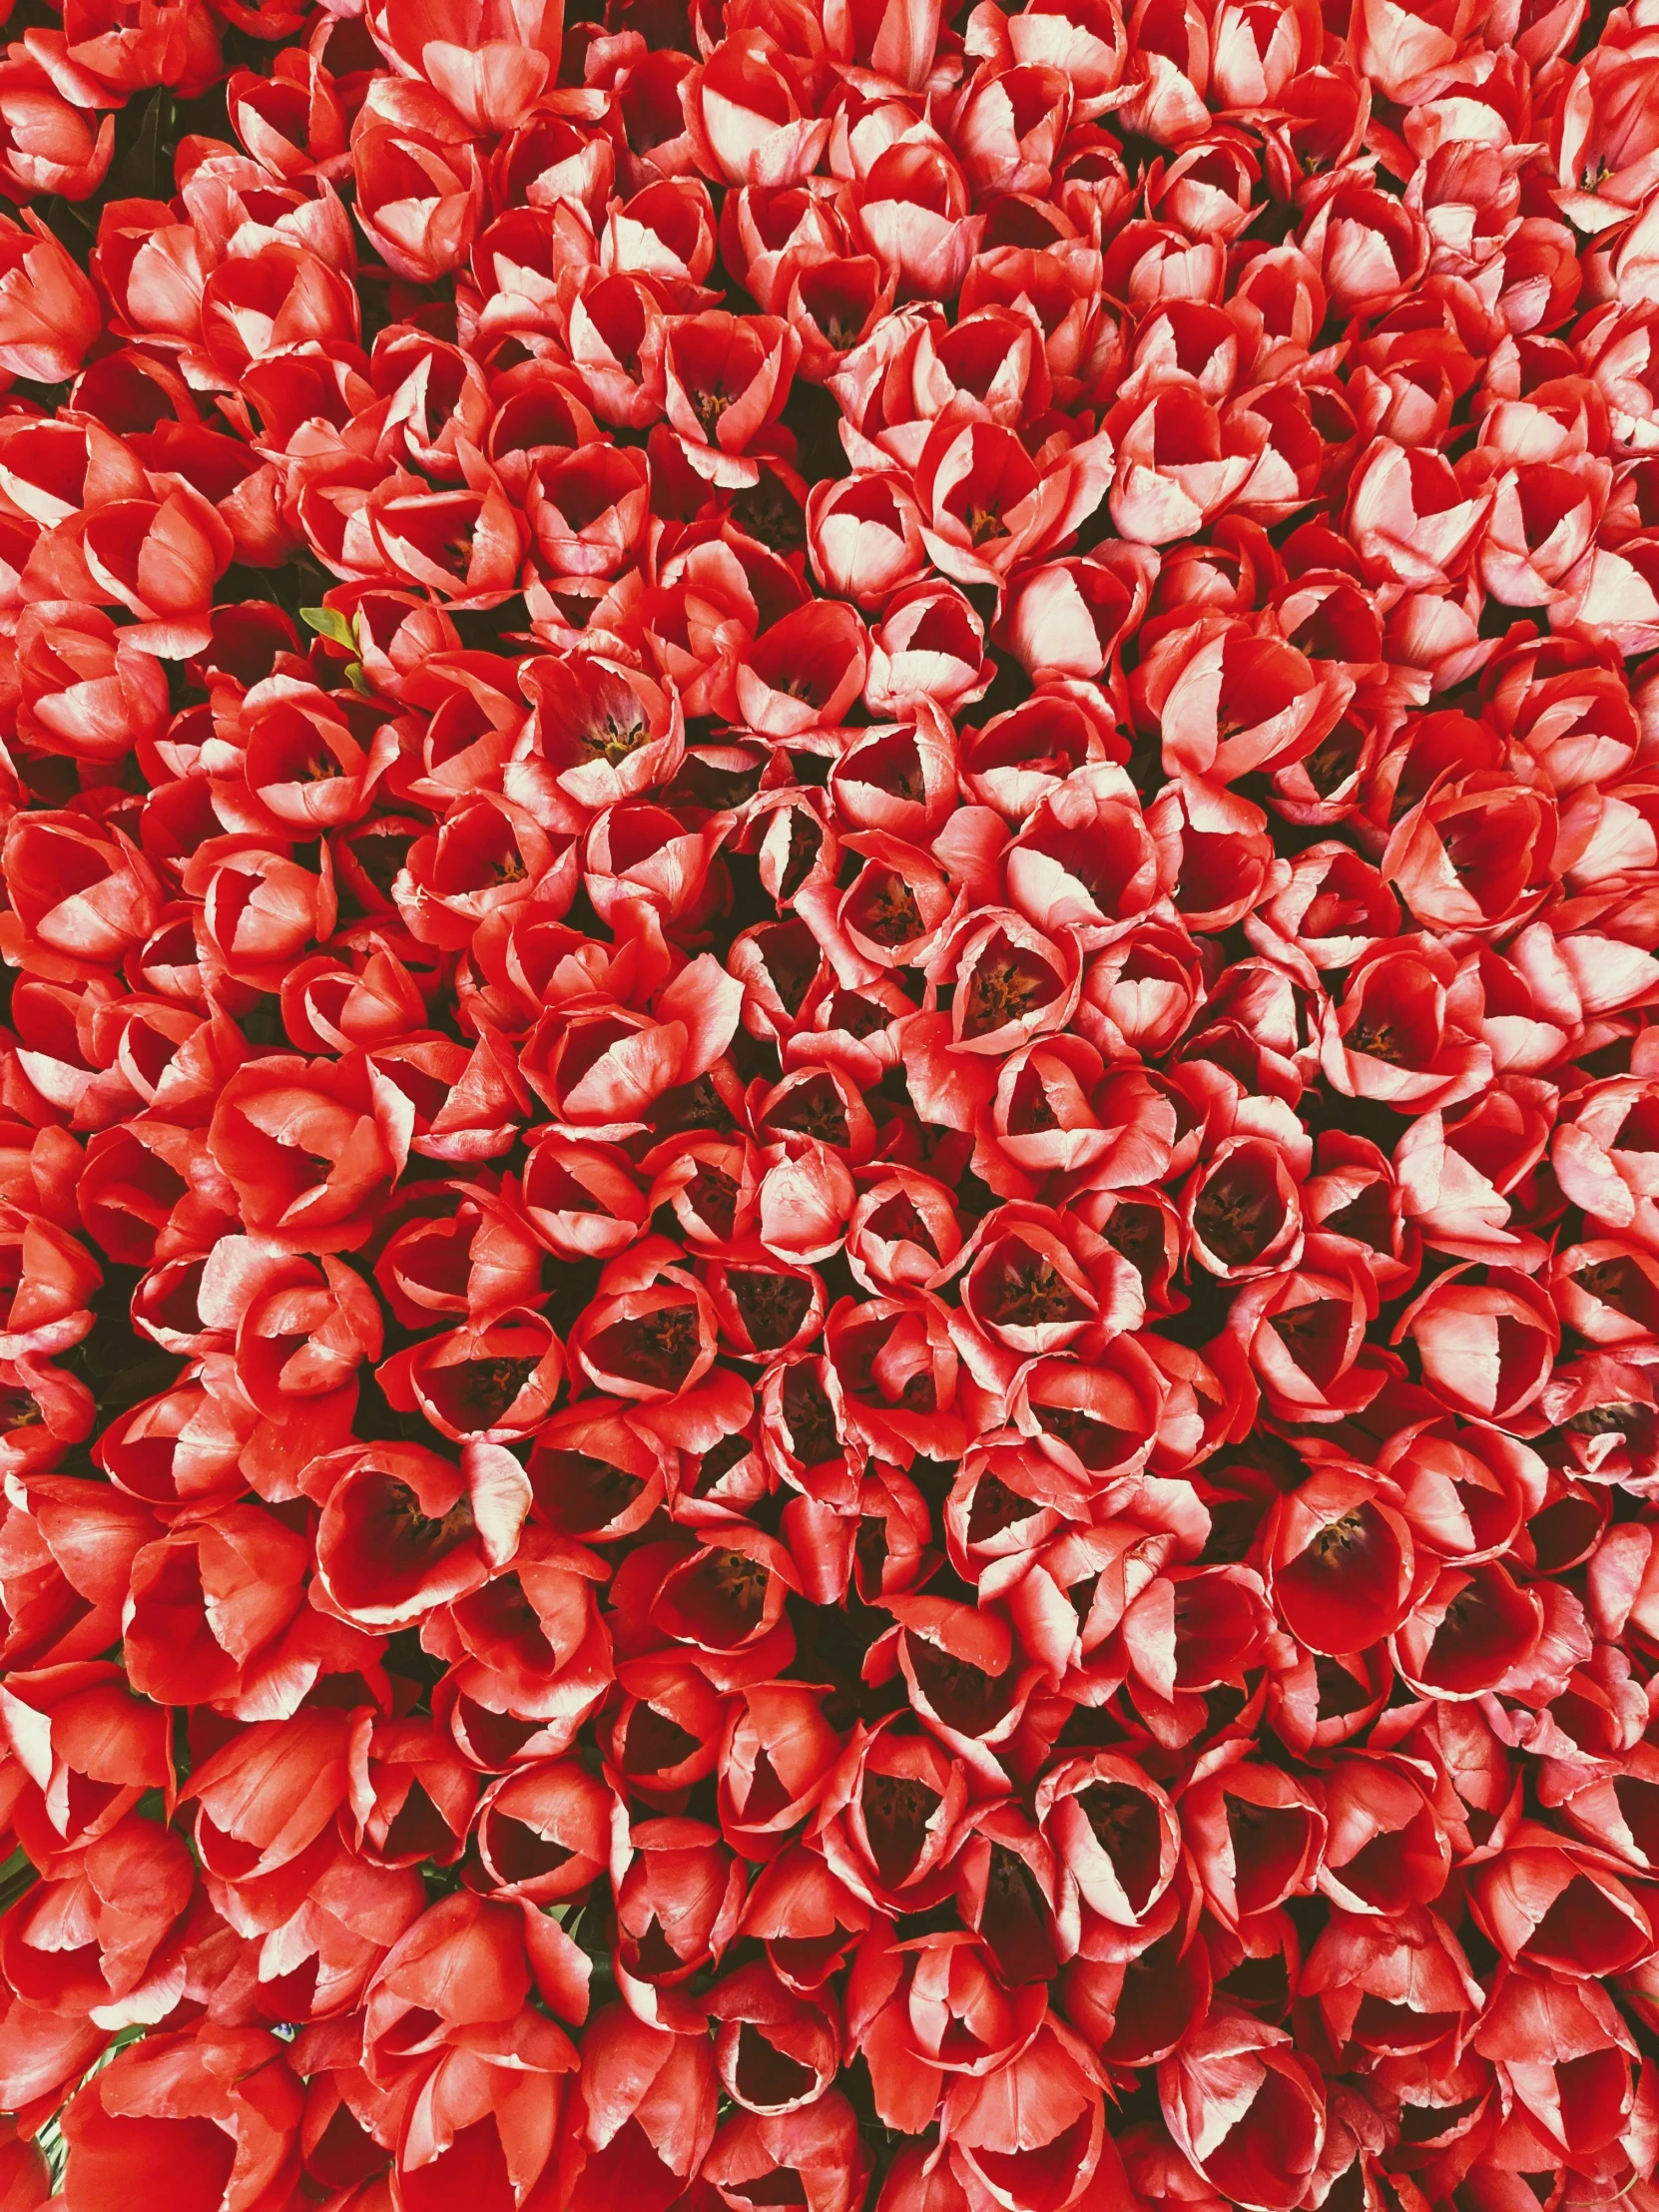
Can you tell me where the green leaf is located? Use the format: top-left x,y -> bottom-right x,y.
0,1844 -> 36,1917
299,605 -> 357,652
35,2112 -> 65,2192
33,2020 -> 149,2191
115,86 -> 173,203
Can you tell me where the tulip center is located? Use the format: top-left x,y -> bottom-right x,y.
733,476 -> 806,553
686,1434 -> 752,1504
728,2174 -> 809,2207
1100,1202 -> 1160,1280
1313,1653 -> 1373,1719
728,1269 -> 815,1350
1574,1257 -> 1655,1322
707,1546 -> 770,1611
884,749 -> 926,804
686,1162 -> 740,1239
827,987 -> 888,1038
1013,1082 -> 1059,1131
767,1074 -> 850,1146
471,1574 -> 539,1639
868,1192 -> 939,1257
987,1841 -> 1036,1902
659,1073 -> 734,1131
573,1456 -> 647,1524
1323,1181 -> 1391,1253
735,2023 -> 818,2109
298,751 -> 344,782
631,1302 -> 700,1386
454,1354 -> 539,1422
690,386 -> 729,437
622,1705 -> 699,1783
1037,1402 -> 1114,1462
1303,719 -> 1365,796
782,1366 -> 838,1463
592,1299 -> 704,1391
966,1467 -> 1022,1541
383,1478 -> 473,1553
966,503 -> 1002,546
489,1817 -> 574,1885
632,1916 -> 688,1977
1347,1014 -> 1405,1063
0,1388 -> 39,1429
1614,1100 -> 1659,1152
1081,1782 -> 1160,1910
579,711 -> 648,766
664,1544 -> 773,1651
1566,1400 -> 1643,1434
1273,1301 -> 1345,1382
990,1255 -> 1085,1328
1307,1507 -> 1368,1563
1438,1581 -> 1492,1646
862,871 -> 922,944
861,1771 -> 940,1884
772,817 -> 821,905
964,956 -> 1049,1036
983,1842 -> 1057,1980
1193,1167 -> 1276,1266
911,1637 -> 1010,1734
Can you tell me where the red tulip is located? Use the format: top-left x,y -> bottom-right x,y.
61,2031 -> 301,2212
851,138 -> 983,302
312,1438 -> 530,1630
716,1679 -> 842,1860
683,33 -> 831,189
848,1926 -> 1044,2135
611,1814 -> 746,2026
807,471 -> 929,609
1394,1264 -> 1559,1425
348,1715 -> 477,1870
1159,2012 -> 1326,2212
942,2011 -> 1122,2212
701,2091 -> 870,2212
556,2006 -> 717,2212
1467,1832 -> 1655,1980
1392,1559 -> 1545,1700
1265,1462 -> 1418,1656
0,1659 -> 170,1862
0,813 -> 163,983
1473,1967 -> 1646,2182
0,214 -> 102,380
1320,935 -> 1493,1112
350,80 -> 485,285
816,1721 -> 971,1916
0,0 -> 1652,2202
473,1758 -> 608,1901
366,0 -> 563,131
123,1502 -> 324,1710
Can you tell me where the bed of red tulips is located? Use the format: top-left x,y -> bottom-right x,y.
0,0 -> 1651,2205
